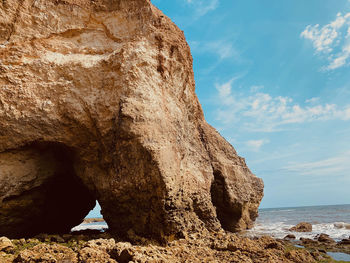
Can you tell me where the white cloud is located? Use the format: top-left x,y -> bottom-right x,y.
215,79 -> 350,132
326,43 -> 350,70
283,151 -> 350,177
185,0 -> 219,17
305,97 -> 320,104
246,139 -> 270,151
189,40 -> 239,60
301,12 -> 350,70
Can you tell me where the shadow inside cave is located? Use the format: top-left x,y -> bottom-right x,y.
0,142 -> 97,238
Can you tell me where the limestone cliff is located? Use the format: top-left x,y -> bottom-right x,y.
0,0 -> 264,239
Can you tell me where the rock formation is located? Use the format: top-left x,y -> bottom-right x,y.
0,0 -> 264,239
1,232 -> 329,263
289,222 -> 312,233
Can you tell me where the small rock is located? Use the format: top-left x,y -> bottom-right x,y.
334,222 -> 350,229
14,243 -> 77,262
285,249 -> 314,263
78,247 -> 117,263
0,237 -> 14,253
110,242 -> 134,263
316,233 -> 335,243
339,238 -> 350,245
26,238 -> 40,245
289,222 -> 312,232
265,241 -> 284,250
284,234 -> 296,240
84,238 -> 116,252
300,238 -> 320,246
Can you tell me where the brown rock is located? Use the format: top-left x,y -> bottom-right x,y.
300,237 -> 320,246
0,0 -> 263,240
285,249 -> 314,263
79,247 -> 117,263
84,238 -> 116,252
0,237 -> 14,253
317,233 -> 335,243
2,232 -> 331,263
289,222 -> 312,232
284,234 -> 296,240
339,238 -> 350,245
0,146 -> 96,238
14,243 -> 78,263
111,248 -> 134,263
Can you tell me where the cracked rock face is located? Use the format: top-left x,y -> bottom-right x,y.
0,0 -> 264,239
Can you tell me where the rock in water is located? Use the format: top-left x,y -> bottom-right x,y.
289,222 -> 312,233
0,0 -> 264,239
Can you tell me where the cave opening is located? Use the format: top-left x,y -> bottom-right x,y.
71,201 -> 108,232
210,170 -> 242,232
0,141 -> 97,238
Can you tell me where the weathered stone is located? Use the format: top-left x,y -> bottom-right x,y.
79,247 -> 117,263
339,238 -> 350,245
0,237 -> 14,252
285,249 -> 314,263
317,233 -> 335,243
1,232 -> 339,263
0,145 -> 96,238
0,0 -> 263,239
284,234 -> 296,240
14,243 -> 78,263
300,237 -> 320,247
84,238 -> 116,252
289,222 -> 312,232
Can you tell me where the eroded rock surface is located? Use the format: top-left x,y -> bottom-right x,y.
0,232 -> 333,263
289,222 -> 312,233
0,0 -> 263,239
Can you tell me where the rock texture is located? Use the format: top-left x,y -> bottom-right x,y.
289,222 -> 312,233
0,0 -> 263,239
0,232 -> 333,263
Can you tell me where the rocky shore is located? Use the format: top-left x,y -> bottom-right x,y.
82,218 -> 106,224
0,229 -> 349,263
0,0 -> 348,262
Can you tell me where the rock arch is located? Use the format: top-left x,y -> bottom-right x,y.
0,0 -> 264,240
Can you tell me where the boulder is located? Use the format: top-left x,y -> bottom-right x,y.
0,237 -> 14,253
289,222 -> 312,232
0,0 -> 263,240
284,234 -> 296,240
84,238 -> 116,252
14,243 -> 78,262
78,247 -> 117,263
334,222 -> 350,229
316,233 -> 335,243
339,238 -> 350,245
285,249 -> 314,263
300,238 -> 320,247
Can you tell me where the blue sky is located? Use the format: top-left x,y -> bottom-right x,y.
87,0 -> 350,217
150,0 -> 350,209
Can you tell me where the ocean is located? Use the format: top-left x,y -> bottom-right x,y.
246,204 -> 350,241
71,221 -> 108,232
74,204 -> 350,240
72,204 -> 350,261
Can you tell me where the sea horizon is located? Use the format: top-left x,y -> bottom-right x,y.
260,203 -> 350,210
